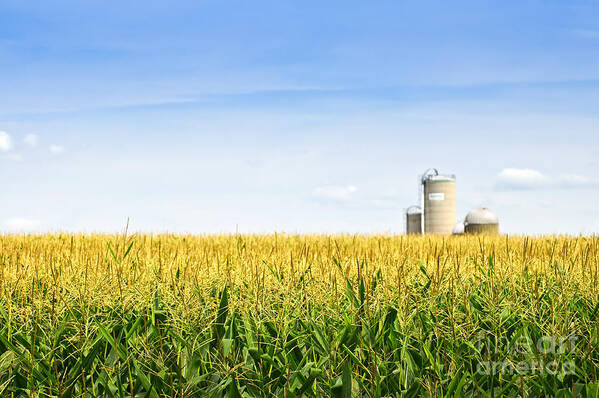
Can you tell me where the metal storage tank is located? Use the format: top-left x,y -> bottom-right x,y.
405,206 -> 422,235
452,221 -> 465,235
464,208 -> 499,234
422,169 -> 456,235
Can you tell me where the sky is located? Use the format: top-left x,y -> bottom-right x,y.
1,0 -> 599,235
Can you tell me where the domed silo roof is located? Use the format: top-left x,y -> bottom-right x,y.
452,221 -> 465,235
406,205 -> 422,215
464,208 -> 499,234
465,208 -> 499,225
405,206 -> 422,235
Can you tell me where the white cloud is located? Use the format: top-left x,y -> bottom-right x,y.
49,144 -> 65,154
24,134 -> 38,147
3,218 -> 41,232
496,168 -> 596,190
0,131 -> 12,152
312,185 -> 357,201
496,168 -> 548,190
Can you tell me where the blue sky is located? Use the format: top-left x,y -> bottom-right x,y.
1,0 -> 599,234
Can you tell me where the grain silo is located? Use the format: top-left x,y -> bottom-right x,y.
405,206 -> 422,235
464,208 -> 499,234
422,169 -> 456,235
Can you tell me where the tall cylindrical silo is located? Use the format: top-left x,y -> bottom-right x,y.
423,171 -> 456,235
464,208 -> 499,234
406,206 -> 422,235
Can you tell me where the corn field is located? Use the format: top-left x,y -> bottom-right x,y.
0,233 -> 598,397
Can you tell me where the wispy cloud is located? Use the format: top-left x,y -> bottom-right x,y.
496,168 -> 596,190
3,153 -> 23,161
312,185 -> 357,201
571,29 -> 599,39
24,133 -> 38,147
0,131 -> 12,152
557,174 -> 592,187
49,144 -> 65,154
3,218 -> 41,232
369,199 -> 401,209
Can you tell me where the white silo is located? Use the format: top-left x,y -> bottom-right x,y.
421,169 -> 457,235
452,221 -> 465,235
